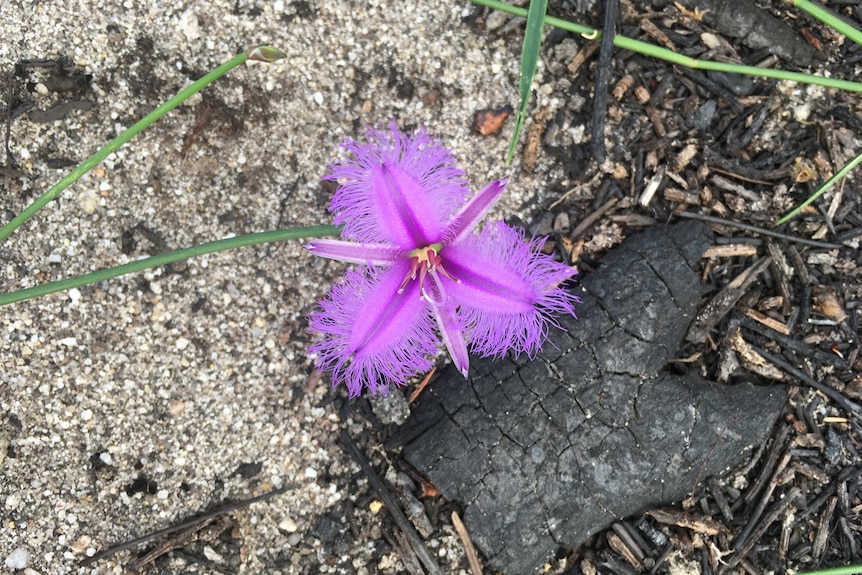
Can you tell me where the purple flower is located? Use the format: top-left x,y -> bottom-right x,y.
306,123 -> 578,396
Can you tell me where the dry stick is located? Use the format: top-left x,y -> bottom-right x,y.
739,315 -> 846,369
812,496 -> 837,559
765,239 -> 793,316
748,343 -> 862,417
79,485 -> 291,566
677,212 -> 845,249
339,429 -> 444,575
798,464 -> 862,522
451,511 -> 484,575
709,478 -> 734,523
686,257 -> 771,344
740,425 -> 792,509
734,450 -> 792,550
723,487 -> 801,573
590,0 -> 617,163
570,197 -> 619,240
611,523 -> 647,563
408,366 -> 436,404
126,515 -> 229,573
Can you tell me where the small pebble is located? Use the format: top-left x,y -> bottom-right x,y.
78,188 -> 99,214
5,548 -> 31,570
485,10 -> 509,31
534,212 -> 555,236
5,493 -> 22,509
553,212 -> 570,232
287,533 -> 302,546
202,546 -> 223,563
279,517 -> 298,533
692,100 -> 716,132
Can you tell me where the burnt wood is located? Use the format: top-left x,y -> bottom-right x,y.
392,222 -> 786,574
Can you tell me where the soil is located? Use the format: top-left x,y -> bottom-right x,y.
1,1 -> 860,574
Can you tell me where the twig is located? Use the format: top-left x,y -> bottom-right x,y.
451,511 -> 484,575
677,212 -> 845,249
739,315 -> 846,369
590,0 -> 617,163
686,257 -> 771,344
723,487 -> 801,572
570,197 -> 618,240
79,485 -> 290,566
748,343 -> 862,417
409,367 -> 437,404
734,450 -> 792,549
764,239 -> 793,315
339,429 -> 444,575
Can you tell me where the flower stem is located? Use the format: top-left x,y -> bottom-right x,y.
469,0 -> 862,93
0,225 -> 339,307
0,45 -> 286,245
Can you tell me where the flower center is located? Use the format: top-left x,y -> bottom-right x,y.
397,243 -> 459,295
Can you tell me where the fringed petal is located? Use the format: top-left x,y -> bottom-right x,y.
443,178 -> 507,245
308,261 -> 436,396
443,221 -> 579,358
324,123 -> 471,248
424,269 -> 469,377
304,239 -> 400,265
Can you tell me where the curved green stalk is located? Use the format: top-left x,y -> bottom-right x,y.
794,566 -> 862,575
785,0 -> 862,48
0,225 -> 338,307
470,0 -> 862,93
776,149 -> 862,226
0,45 -> 286,245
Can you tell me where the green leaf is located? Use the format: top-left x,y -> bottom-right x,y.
0,225 -> 340,307
507,0 -> 548,164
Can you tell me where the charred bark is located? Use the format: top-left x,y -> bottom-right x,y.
391,222 -> 786,574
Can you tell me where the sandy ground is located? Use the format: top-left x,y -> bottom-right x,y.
0,1 -> 583,573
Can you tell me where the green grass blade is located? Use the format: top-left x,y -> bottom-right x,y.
786,0 -> 862,48
0,225 -> 338,307
776,149 -> 862,226
794,566 -> 862,575
506,0 -> 548,164
0,45 -> 285,245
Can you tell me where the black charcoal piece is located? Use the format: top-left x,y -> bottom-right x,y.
395,222 -> 786,574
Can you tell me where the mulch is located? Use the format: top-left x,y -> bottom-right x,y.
347,1 -> 862,573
